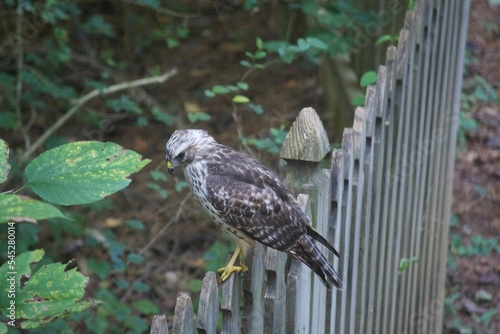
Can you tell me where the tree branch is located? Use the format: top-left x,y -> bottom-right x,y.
139,192 -> 192,256
22,68 -> 178,161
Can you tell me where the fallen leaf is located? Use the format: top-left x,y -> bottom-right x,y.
105,217 -> 122,228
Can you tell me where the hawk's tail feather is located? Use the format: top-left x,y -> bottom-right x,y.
306,225 -> 340,258
290,235 -> 342,290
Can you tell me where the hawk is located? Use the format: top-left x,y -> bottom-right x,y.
166,129 -> 342,290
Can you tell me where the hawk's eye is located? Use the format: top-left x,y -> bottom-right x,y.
175,152 -> 185,160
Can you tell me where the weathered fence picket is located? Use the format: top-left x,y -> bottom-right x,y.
150,315 -> 168,334
221,253 -> 241,334
241,243 -> 264,334
151,0 -> 470,333
172,294 -> 194,334
286,194 -> 313,334
196,272 -> 218,334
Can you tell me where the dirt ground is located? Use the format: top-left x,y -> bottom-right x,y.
444,0 -> 500,333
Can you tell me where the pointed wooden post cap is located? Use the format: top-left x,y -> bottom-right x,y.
280,107 -> 330,162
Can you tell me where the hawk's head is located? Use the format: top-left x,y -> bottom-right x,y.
165,129 -> 216,174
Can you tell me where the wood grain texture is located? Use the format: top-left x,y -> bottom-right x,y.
281,107 -> 330,162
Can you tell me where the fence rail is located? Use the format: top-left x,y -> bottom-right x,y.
151,0 -> 470,332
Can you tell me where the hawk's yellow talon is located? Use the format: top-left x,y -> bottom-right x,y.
218,264 -> 248,281
217,246 -> 248,281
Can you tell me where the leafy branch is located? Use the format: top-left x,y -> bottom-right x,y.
0,135 -> 150,330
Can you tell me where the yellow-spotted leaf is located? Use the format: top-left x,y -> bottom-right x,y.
0,249 -> 94,329
0,194 -> 66,223
25,141 -> 150,205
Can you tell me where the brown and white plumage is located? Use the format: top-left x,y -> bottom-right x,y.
166,129 -> 342,290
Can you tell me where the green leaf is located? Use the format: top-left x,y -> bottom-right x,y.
87,259 -> 111,279
473,309 -> 497,325
226,85 -> 239,92
127,252 -> 144,264
474,184 -> 487,197
445,318 -> 471,334
125,316 -> 148,332
132,299 -> 159,315
136,116 -> 149,127
0,194 -> 66,223
296,38 -> 310,52
84,78 -> 107,91
115,278 -> 129,289
0,112 -> 18,130
25,141 -> 150,205
0,250 -> 45,312
270,126 -> 288,145
106,95 -> 142,114
146,183 -> 168,199
211,85 -> 230,95
398,258 -> 409,273
0,139 -> 10,184
459,112 -> 478,131
151,107 -> 173,125
236,82 -> 249,91
256,37 -> 264,50
187,279 -> 203,293
232,95 -> 250,104
350,94 -> 366,107
107,239 -> 127,269
472,76 -> 499,102
475,289 -> 493,302
131,280 -> 150,292
375,34 -> 394,46
0,249 -> 94,329
360,71 -> 377,87
126,219 -> 144,230
239,60 -> 251,68
175,180 -> 188,192
203,240 -> 233,272
306,37 -> 328,50
146,182 -> 160,191
247,137 -> 282,154
249,103 -> 264,115
82,15 -> 115,37
254,50 -> 267,59
204,89 -> 215,97
187,111 -> 212,123
398,256 -> 418,274
22,69 -> 76,102
166,37 -> 179,49
176,26 -> 188,39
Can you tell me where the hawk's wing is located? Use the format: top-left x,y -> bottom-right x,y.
205,145 -> 305,251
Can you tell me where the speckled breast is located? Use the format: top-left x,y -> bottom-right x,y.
184,163 -> 254,250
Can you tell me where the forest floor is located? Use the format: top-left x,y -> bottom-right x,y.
444,0 -> 500,333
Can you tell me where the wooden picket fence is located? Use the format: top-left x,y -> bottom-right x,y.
151,0 -> 470,333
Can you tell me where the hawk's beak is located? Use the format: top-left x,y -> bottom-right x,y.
167,160 -> 175,175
